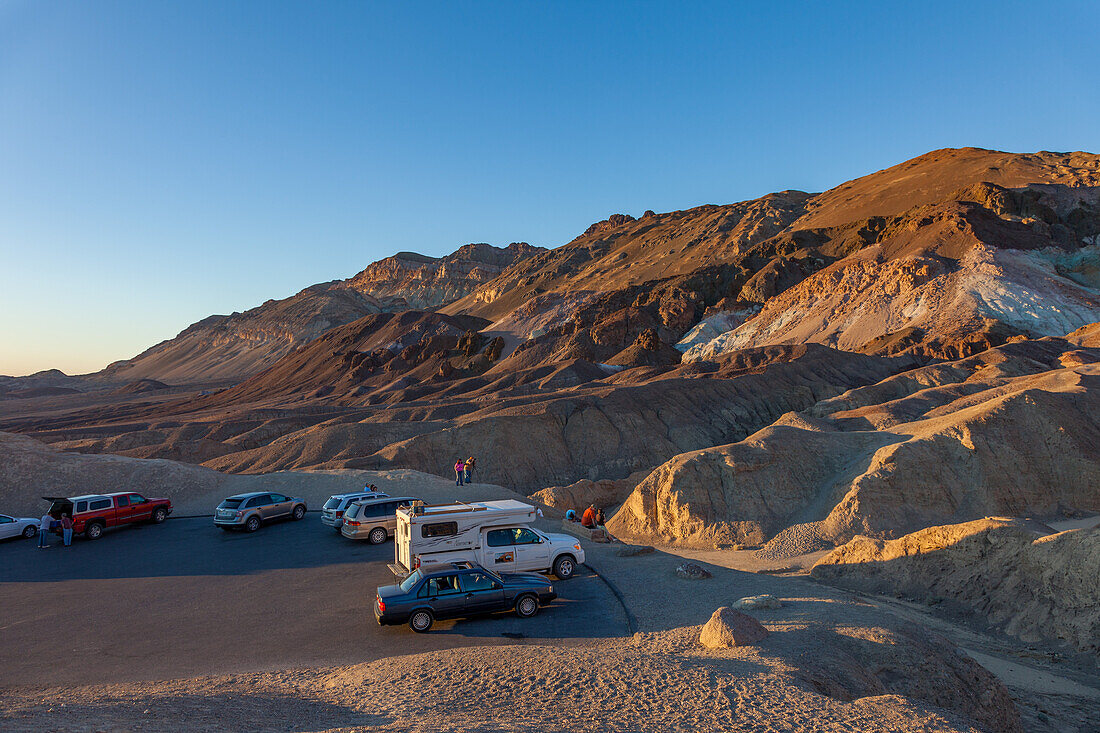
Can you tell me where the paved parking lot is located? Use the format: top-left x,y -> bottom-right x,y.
0,516 -> 628,689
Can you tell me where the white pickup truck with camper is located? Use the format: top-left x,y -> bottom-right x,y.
389,500 -> 585,580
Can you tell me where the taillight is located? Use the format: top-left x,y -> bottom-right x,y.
377,597 -> 385,613
413,557 -> 421,569
346,520 -> 360,527
336,510 -> 344,517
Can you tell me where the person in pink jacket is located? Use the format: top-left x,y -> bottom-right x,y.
454,458 -> 466,486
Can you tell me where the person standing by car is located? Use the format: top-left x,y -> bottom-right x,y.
60,513 -> 74,547
454,458 -> 466,486
38,511 -> 52,548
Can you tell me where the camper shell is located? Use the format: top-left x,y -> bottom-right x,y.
390,500 -> 584,580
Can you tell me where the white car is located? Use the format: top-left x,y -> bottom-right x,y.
0,513 -> 41,540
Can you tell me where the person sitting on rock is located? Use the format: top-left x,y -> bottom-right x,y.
595,507 -> 606,526
565,509 -> 578,522
581,504 -> 597,528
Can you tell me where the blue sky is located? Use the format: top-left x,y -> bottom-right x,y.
1,1 -> 1098,376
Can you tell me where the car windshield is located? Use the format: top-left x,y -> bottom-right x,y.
399,570 -> 423,594
323,498 -> 341,510
220,498 -> 243,509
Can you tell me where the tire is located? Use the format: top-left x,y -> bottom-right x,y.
368,527 -> 388,545
152,507 -> 168,524
515,594 -> 540,618
22,525 -> 38,539
409,610 -> 433,633
552,554 -> 576,580
85,522 -> 105,541
291,504 -> 306,521
244,515 -> 261,533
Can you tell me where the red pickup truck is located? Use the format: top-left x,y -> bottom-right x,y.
43,492 -> 173,540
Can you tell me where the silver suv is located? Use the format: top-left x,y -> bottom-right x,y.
214,492 -> 307,532
321,490 -> 389,532
341,496 -> 419,543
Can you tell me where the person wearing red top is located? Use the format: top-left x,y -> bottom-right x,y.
60,513 -> 75,547
454,459 -> 466,487
581,505 -> 596,528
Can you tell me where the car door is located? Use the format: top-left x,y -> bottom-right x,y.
459,571 -> 505,614
0,515 -> 16,540
417,574 -> 465,619
484,528 -> 518,570
127,494 -> 152,522
266,493 -> 292,518
113,494 -> 132,524
510,527 -> 551,571
245,494 -> 271,519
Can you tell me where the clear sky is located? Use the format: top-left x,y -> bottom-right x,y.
2,1 -> 1098,376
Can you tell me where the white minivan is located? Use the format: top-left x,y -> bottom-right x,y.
320,490 -> 388,532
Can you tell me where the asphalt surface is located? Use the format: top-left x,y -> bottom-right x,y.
0,516 -> 628,689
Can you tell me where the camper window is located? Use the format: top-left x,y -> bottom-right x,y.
422,521 -> 458,538
89,499 -> 111,511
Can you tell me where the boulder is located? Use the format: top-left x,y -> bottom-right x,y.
560,521 -> 609,543
675,562 -> 712,580
732,594 -> 781,610
699,607 -> 769,648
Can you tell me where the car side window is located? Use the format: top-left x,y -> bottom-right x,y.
419,575 -> 461,596
460,573 -> 498,592
245,495 -> 269,508
513,528 -> 540,545
270,494 -> 288,503
486,529 -> 513,547
129,494 -> 146,504
0,516 -> 12,524
76,501 -> 88,513
116,495 -> 129,508
89,499 -> 111,511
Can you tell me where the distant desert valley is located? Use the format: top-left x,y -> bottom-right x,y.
4,147 -> 1100,732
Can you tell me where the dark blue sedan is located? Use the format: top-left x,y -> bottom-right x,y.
375,562 -> 557,632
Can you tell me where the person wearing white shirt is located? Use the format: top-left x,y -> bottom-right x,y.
38,513 -> 53,548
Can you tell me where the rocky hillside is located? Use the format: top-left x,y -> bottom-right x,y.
96,242 -> 542,385
812,517 -> 1100,656
608,337 -> 1100,549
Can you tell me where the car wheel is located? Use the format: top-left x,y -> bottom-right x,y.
368,527 -> 388,545
152,507 -> 168,524
22,525 -> 38,539
409,610 -> 433,633
515,594 -> 540,618
552,555 -> 575,580
292,504 -> 306,521
85,522 -> 104,540
245,516 -> 261,532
